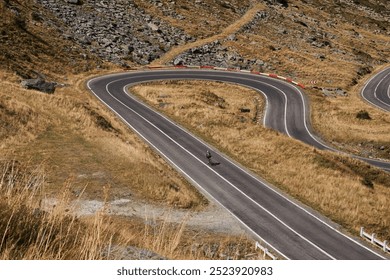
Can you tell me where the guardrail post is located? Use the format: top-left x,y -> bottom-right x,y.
255,241 -> 277,260
360,226 -> 389,254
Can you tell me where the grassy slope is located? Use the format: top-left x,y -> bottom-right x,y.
0,68 -> 206,207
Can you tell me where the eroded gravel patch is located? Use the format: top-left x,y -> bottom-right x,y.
44,197 -> 247,235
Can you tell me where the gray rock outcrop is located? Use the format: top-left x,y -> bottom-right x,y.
21,78 -> 56,94
171,40 -> 272,70
66,0 -> 81,5
36,0 -> 194,65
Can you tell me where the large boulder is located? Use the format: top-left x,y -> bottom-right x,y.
21,78 -> 56,94
66,0 -> 82,5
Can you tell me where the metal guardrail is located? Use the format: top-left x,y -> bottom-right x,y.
360,227 -> 389,253
255,242 -> 278,260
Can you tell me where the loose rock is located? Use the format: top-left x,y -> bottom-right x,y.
36,0 -> 194,65
21,78 -> 56,94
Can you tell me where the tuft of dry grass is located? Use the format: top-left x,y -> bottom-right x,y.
108,215 -> 264,260
130,80 -> 390,241
0,160 -> 116,259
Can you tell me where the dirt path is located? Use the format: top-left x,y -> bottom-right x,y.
150,2 -> 266,66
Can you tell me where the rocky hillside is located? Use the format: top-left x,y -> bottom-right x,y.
2,0 -> 389,88
36,0 -> 195,66
0,0 -> 102,80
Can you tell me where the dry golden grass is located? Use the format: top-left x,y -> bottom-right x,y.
130,80 -> 390,241
309,66 -> 390,160
0,69 -> 266,259
0,71 -> 207,209
0,160 -> 262,260
0,160 -> 116,259
223,2 -> 390,87
108,215 -> 264,260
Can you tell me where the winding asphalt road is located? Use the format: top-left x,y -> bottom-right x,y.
362,67 -> 390,112
87,69 -> 388,259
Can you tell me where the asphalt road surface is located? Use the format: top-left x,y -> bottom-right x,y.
362,67 -> 390,112
88,69 -> 387,260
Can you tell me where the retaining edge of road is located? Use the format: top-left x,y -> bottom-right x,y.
145,64 -> 306,89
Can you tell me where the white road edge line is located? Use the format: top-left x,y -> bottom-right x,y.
387,80 -> 390,100
374,71 -> 390,108
361,67 -> 390,111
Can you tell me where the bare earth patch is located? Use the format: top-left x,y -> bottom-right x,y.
44,197 -> 246,236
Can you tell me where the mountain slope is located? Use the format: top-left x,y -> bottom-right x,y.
0,0 -> 389,259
